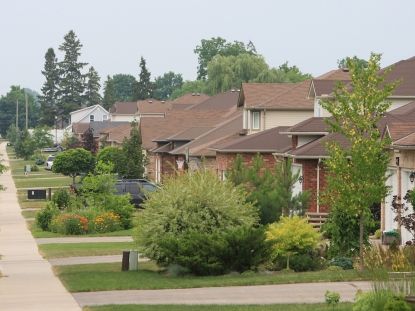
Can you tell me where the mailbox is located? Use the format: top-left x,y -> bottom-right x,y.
27,189 -> 47,200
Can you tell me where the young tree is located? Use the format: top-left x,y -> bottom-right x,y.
96,146 -> 127,177
6,124 -> 18,145
57,30 -> 87,123
321,53 -> 398,266
39,48 -> 60,126
14,130 -> 36,160
52,148 -> 95,185
153,71 -> 183,100
84,66 -> 102,107
32,126 -> 53,149
82,127 -> 98,154
121,121 -> 144,179
135,57 -> 153,100
228,154 -> 309,224
102,75 -> 116,110
0,156 -> 7,191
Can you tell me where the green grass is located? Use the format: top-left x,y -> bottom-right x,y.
19,200 -> 47,209
56,262 -> 370,293
84,304 -> 353,311
22,210 -> 38,218
39,242 -> 136,258
14,176 -> 72,189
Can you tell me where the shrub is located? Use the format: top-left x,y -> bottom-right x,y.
374,229 -> 382,239
50,213 -> 89,235
363,245 -> 411,272
36,202 -> 59,231
353,290 -> 409,311
97,195 -> 134,229
325,290 -> 340,306
135,171 -> 258,275
288,252 -> 323,272
266,216 -> 321,270
31,165 -> 39,172
93,212 -> 122,233
329,257 -> 354,270
52,188 -> 71,210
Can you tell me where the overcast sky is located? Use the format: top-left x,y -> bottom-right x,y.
1,0 -> 415,95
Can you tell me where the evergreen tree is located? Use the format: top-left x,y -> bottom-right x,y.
103,76 -> 116,110
135,57 -> 153,100
57,30 -> 87,123
84,66 -> 102,107
121,121 -> 144,178
39,48 -> 59,126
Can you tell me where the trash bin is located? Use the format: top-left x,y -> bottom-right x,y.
121,250 -> 139,271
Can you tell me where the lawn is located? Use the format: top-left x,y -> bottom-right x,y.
29,221 -> 134,238
83,304 -> 353,311
56,262 -> 370,293
39,242 -> 136,258
14,176 -> 72,189
22,210 -> 38,219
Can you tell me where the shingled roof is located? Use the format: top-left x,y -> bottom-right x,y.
282,117 -> 330,134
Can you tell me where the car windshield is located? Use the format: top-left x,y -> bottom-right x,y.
141,183 -> 157,192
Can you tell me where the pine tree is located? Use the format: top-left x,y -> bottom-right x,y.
121,121 -> 144,178
103,75 -> 116,110
135,57 -> 153,100
85,66 -> 102,107
39,48 -> 60,126
57,30 -> 87,123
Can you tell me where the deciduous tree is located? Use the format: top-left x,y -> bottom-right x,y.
53,148 -> 95,185
153,71 -> 183,100
321,53 -> 398,265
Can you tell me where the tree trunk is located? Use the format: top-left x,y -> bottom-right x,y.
72,175 -> 76,186
359,213 -> 364,270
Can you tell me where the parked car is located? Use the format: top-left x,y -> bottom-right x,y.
45,155 -> 55,170
115,179 -> 158,208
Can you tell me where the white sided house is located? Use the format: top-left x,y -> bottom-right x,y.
66,105 -> 109,132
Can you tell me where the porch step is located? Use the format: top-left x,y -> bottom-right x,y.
305,212 -> 329,230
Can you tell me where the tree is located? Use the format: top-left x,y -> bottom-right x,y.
6,124 -> 18,145
337,56 -> 368,70
52,148 -> 95,185
194,37 -> 257,80
14,130 -> 36,160
39,48 -> 60,126
228,154 -> 309,225
171,80 -> 208,99
32,126 -> 53,149
82,127 -> 98,154
0,153 -> 8,191
57,30 -> 87,123
153,71 -> 183,100
254,62 -> 312,83
96,146 -> 126,177
0,86 -> 39,136
321,53 -> 398,266
102,75 -> 116,110
135,57 -> 153,100
84,66 -> 102,107
121,121 -> 144,178
110,74 -> 138,102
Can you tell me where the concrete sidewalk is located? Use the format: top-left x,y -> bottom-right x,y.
0,142 -> 81,311
74,281 -> 371,307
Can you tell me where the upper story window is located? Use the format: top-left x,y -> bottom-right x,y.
252,111 -> 260,130
90,114 -> 94,122
103,115 -> 108,121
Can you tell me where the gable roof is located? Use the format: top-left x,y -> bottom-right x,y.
72,121 -> 129,137
212,126 -> 291,154
186,90 -> 239,111
282,117 -> 330,135
109,102 -> 138,114
382,56 -> 415,97
173,93 -> 210,105
315,68 -> 351,80
240,80 -> 313,110
70,104 -> 108,115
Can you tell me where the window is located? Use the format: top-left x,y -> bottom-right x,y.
252,111 -> 260,130
89,114 -> 95,122
103,115 -> 108,120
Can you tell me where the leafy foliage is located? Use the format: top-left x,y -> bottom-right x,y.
52,148 -> 95,184
102,75 -> 116,110
266,216 -> 321,269
32,126 -> 53,149
52,188 -> 71,210
321,53 -> 398,264
14,130 -> 36,160
135,170 -> 258,273
36,202 -> 59,231
153,71 -> 183,100
171,80 -> 208,99
329,257 -> 354,270
227,154 -> 309,224
353,290 -> 410,311
82,127 -> 98,154
121,121 -> 145,178
96,146 -> 126,177
392,191 -> 415,243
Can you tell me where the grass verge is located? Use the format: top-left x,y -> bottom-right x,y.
39,242 -> 135,258
22,210 -> 39,219
83,304 -> 353,311
56,262 -> 370,293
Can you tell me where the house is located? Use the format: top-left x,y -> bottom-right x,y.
66,105 -> 109,132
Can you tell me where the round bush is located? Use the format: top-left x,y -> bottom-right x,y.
135,171 -> 259,275
52,188 -> 71,210
330,257 -> 354,270
36,203 -> 59,231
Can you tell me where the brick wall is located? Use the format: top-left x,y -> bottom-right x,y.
294,159 -> 329,213
216,152 -> 276,175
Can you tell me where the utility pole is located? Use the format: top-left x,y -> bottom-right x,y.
25,92 -> 29,130
16,100 -> 19,130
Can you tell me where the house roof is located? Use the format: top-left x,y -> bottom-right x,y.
315,68 -> 351,80
70,104 -> 108,115
382,56 -> 415,97
282,117 -> 330,134
173,93 -> 210,105
186,90 -> 239,111
109,102 -> 138,114
311,80 -> 351,97
137,99 -> 172,114
212,126 -> 291,154
166,127 -> 214,141
388,101 -> 415,116
72,121 -> 130,137
169,113 -> 243,157
240,80 -> 314,110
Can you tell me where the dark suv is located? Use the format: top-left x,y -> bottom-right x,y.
115,179 -> 158,207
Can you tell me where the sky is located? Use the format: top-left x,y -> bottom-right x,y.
1,0 -> 415,96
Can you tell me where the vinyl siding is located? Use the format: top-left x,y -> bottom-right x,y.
264,110 -> 313,129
